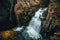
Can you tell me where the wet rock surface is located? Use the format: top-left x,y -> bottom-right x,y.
0,0 -> 60,40
14,0 -> 41,26
43,0 -> 60,40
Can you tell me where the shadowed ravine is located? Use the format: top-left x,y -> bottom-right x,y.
12,7 -> 47,40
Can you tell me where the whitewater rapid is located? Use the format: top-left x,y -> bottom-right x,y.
13,7 -> 47,40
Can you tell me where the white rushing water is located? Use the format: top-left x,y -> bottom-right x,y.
13,7 -> 47,40
27,7 -> 47,33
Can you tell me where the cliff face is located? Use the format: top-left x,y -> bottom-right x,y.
43,0 -> 60,40
14,0 -> 41,26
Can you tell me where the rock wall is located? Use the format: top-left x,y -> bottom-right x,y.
43,0 -> 60,40
14,0 -> 41,26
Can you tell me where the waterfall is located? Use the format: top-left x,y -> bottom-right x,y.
12,7 -> 47,40
27,7 -> 47,33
